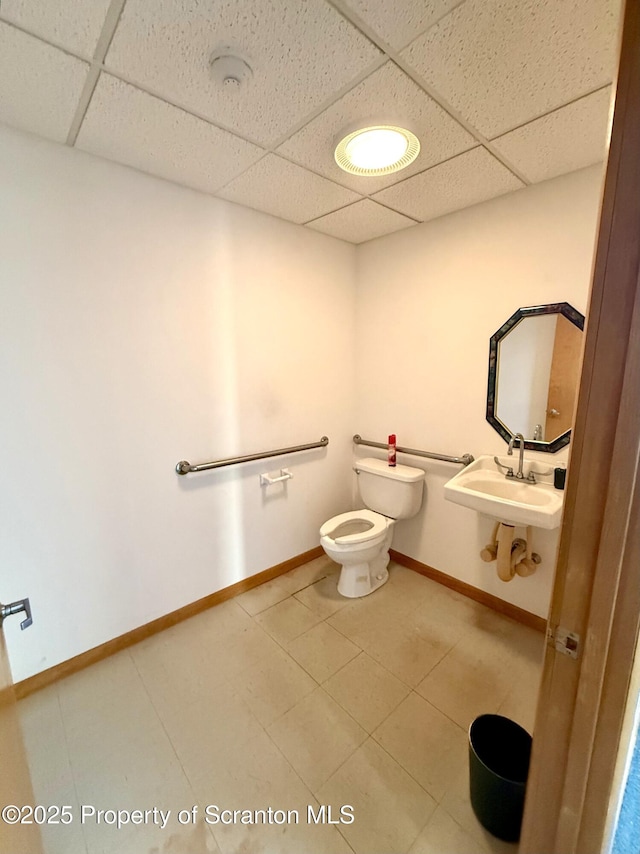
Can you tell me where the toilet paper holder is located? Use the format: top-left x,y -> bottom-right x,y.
260,468 -> 293,486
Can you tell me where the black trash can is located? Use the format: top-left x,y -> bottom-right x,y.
469,714 -> 532,842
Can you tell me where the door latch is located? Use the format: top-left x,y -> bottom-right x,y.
0,598 -> 33,630
547,624 -> 580,659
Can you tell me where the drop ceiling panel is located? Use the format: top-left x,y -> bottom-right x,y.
373,147 -> 524,222
75,74 -> 265,195
104,0 -> 382,147
277,61 -> 476,195
307,199 -> 416,244
0,0 -> 623,244
335,0 -> 462,51
0,23 -> 89,143
217,154 -> 362,224
492,87 -> 612,183
401,0 -> 620,139
0,0 -> 111,56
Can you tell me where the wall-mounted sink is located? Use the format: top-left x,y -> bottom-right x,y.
444,455 -> 564,529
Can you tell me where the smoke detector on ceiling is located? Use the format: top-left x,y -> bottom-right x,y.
209,49 -> 253,91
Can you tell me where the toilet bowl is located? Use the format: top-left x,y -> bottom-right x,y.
320,509 -> 395,598
320,457 -> 425,598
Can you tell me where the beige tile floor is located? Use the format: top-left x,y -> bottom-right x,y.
17,557 -> 544,854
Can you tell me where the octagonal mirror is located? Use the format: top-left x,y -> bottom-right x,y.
486,302 -> 585,452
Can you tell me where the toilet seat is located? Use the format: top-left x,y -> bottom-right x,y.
320,509 -> 389,545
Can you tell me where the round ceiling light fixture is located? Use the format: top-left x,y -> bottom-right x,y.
334,125 -> 420,176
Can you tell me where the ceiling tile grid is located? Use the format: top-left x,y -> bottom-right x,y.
0,0 -> 112,57
373,147 -> 524,223
75,74 -> 266,196
400,0 -> 620,139
307,199 -> 417,244
0,0 -> 621,243
333,0 -> 463,51
491,86 -> 613,183
0,23 -> 89,144
103,0 -> 382,146
216,153 -> 362,224
276,60 -> 477,195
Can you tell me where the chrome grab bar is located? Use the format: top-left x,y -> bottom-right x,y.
176,436 -> 329,475
353,434 -> 474,467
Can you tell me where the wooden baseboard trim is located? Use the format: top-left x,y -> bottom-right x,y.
389,550 -> 547,633
15,546 -> 324,700
16,545 -> 544,698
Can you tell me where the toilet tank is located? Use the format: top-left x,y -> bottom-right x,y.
354,457 -> 425,519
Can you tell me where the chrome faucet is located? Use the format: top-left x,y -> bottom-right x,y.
508,432 -> 526,479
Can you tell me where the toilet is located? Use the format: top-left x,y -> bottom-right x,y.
320,457 -> 425,598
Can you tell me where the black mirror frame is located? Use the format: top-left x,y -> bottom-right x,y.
486,302 -> 585,453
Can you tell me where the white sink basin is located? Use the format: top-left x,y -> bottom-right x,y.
444,455 -> 564,529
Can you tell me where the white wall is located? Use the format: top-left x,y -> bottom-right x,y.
0,126 -> 356,682
1,125 -> 604,681
355,165 -> 603,618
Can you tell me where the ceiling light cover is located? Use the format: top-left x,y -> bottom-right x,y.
335,125 -> 420,176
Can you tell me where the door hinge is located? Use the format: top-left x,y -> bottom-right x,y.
547,624 -> 580,659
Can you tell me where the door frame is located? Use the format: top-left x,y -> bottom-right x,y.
520,1 -> 640,851
0,628 -> 43,853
